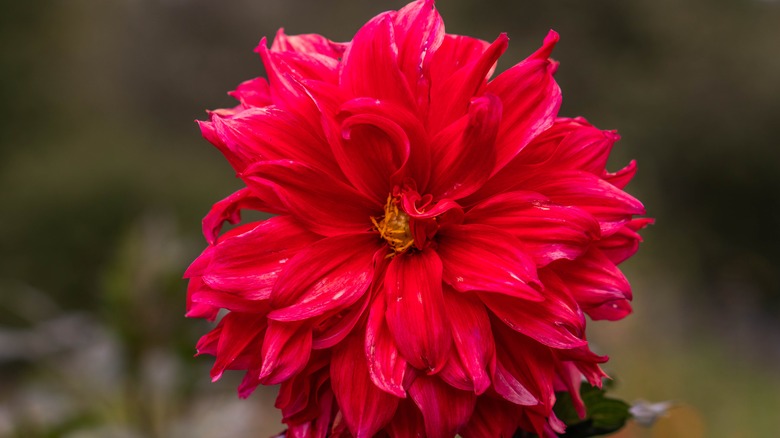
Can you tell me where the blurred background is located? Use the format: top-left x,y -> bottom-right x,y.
1,0 -> 779,436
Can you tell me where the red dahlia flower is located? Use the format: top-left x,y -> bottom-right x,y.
185,1 -> 651,436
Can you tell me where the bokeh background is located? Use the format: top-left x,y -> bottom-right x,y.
2,0 -> 779,437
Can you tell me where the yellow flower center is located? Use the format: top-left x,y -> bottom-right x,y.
371,195 -> 414,255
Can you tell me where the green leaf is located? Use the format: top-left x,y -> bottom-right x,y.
552,382 -> 632,438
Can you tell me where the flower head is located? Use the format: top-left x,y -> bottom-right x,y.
185,1 -> 650,436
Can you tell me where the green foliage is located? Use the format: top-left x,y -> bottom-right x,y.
553,382 -> 631,437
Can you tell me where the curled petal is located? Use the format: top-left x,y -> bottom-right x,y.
228,77 -> 273,109
271,28 -> 347,58
599,217 -> 654,265
211,312 -> 268,382
604,159 -> 638,189
201,188 -> 277,245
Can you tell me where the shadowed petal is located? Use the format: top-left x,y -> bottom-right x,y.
444,289 -> 494,394
409,375 -> 477,438
258,321 -> 312,385
551,248 -> 633,321
332,333 -> 400,438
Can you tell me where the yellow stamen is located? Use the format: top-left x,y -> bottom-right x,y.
372,195 -> 414,256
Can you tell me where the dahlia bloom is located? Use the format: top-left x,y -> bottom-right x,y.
185,1 -> 650,436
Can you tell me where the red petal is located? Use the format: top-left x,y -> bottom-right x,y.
428,94 -> 501,200
428,34 -> 508,133
268,233 -> 378,321
436,224 -> 543,300
211,312 -> 267,381
340,13 -> 415,110
385,249 -> 451,373
492,323 -> 556,411
461,397 -> 521,438
210,106 -> 340,176
201,188 -> 276,245
311,292 -> 370,350
486,30 -> 561,173
444,289 -> 495,394
271,29 -> 346,59
430,34 -> 492,86
258,321 -> 312,384
551,249 -> 633,321
242,160 -> 378,237
603,159 -> 637,189
366,292 -> 408,398
517,117 -> 618,174
480,271 -> 587,349
466,191 -> 600,266
384,399 -> 426,438
393,0 -> 444,109
409,375 -> 477,438
202,216 -> 320,300
331,333 -> 399,438
228,77 -> 272,109
521,170 -> 646,236
598,217 -> 653,265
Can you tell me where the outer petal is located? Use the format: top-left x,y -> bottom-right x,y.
551,248 -> 633,321
486,30 -> 561,173
340,12 -> 415,109
598,217 -> 654,265
258,321 -> 312,385
480,271 -> 587,349
393,0 -> 445,110
436,224 -> 542,300
366,292 -> 408,398
516,117 -> 618,174
271,28 -> 346,59
603,159 -> 638,189
211,312 -> 267,381
444,289 -> 495,394
409,375 -> 477,438
429,34 -> 492,86
268,233 -> 379,321
228,77 -> 273,109
209,106 -> 341,176
428,34 -> 508,133
465,191 -> 600,266
331,333 -> 399,438
200,188 -> 278,245
521,170 -> 646,236
428,94 -> 501,200
492,323 -> 556,412
242,160 -> 378,237
385,249 -> 451,373
461,397 -> 520,438
384,399 -> 426,438
201,216 -> 320,300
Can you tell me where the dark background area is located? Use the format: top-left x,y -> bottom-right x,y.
1,0 -> 779,436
